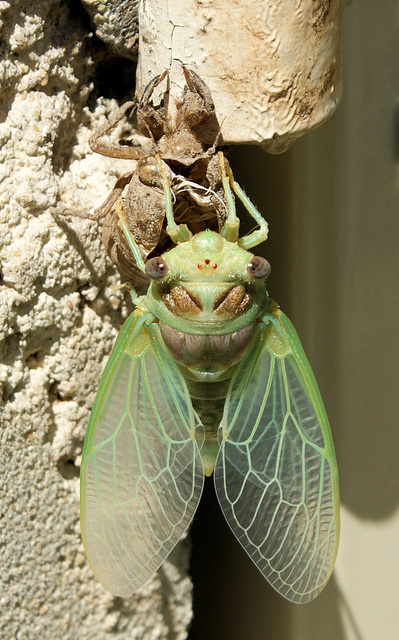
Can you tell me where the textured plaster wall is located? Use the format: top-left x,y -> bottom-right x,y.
0,1 -> 192,638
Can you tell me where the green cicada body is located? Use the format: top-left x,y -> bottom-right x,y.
80,155 -> 339,603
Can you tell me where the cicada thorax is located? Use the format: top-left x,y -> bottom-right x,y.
159,321 -> 256,377
157,271 -> 257,374
144,231 -> 271,472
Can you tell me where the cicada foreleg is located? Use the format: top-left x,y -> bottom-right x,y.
218,152 -> 240,243
218,151 -> 269,250
154,154 -> 193,244
88,100 -> 140,160
233,179 -> 269,250
115,199 -> 147,273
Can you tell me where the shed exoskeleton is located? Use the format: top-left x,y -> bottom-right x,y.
58,68 -> 229,291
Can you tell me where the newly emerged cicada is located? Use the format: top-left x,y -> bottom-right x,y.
80,153 -> 340,604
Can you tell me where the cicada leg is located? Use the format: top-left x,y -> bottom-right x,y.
115,199 -> 147,273
233,179 -> 269,250
139,70 -> 169,109
89,101 -> 140,160
154,154 -> 193,244
218,152 -> 240,243
218,151 -> 269,250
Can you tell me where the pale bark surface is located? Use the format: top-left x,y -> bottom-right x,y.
137,0 -> 343,151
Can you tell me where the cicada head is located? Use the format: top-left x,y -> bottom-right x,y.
144,230 -> 270,335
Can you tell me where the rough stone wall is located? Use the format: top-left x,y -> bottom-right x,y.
0,1 -> 192,638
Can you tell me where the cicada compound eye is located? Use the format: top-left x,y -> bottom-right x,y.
145,257 -> 168,279
247,256 -> 271,279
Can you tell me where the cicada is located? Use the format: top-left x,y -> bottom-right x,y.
80,153 -> 339,604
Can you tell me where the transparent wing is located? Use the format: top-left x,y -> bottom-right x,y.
214,308 -> 339,603
80,313 -> 204,597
